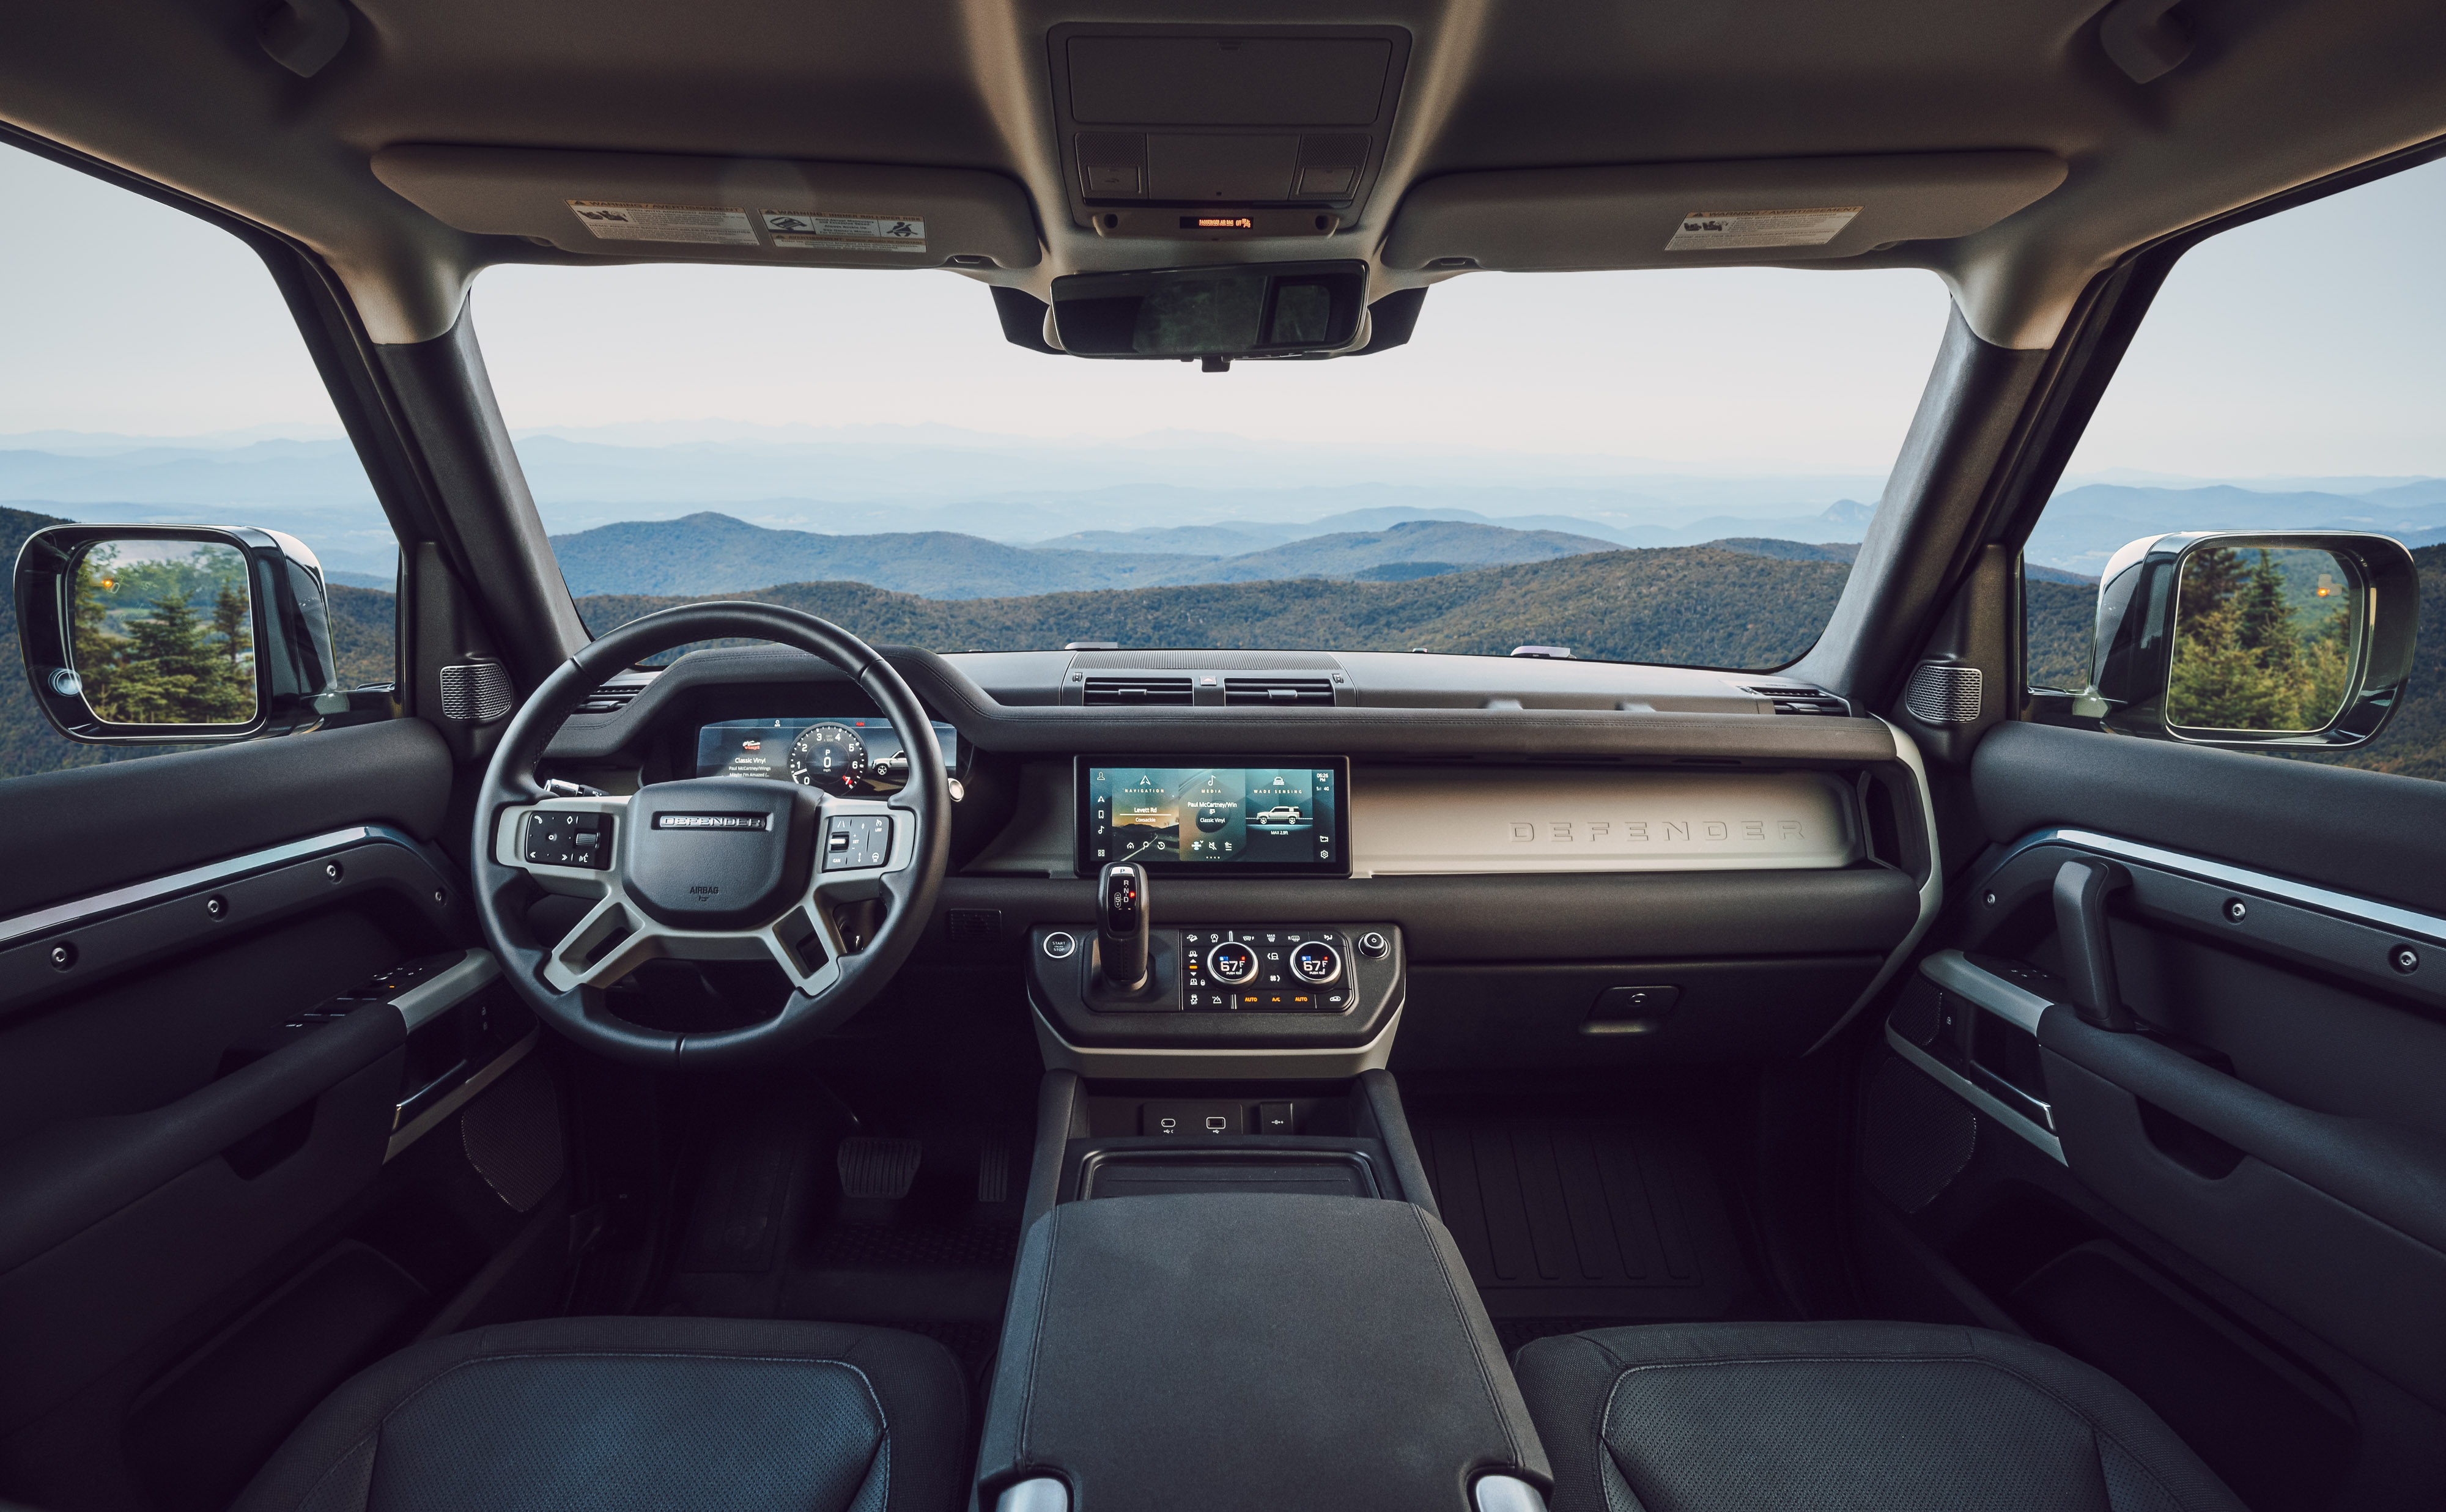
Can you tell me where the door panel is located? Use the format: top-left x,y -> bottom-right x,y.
0,717 -> 510,1510
1861,721 -> 2446,1509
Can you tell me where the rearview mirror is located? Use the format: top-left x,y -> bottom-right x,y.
1049,260 -> 1370,362
12,525 -> 349,745
2080,530 -> 2418,748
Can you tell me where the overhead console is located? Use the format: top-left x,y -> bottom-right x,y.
1046,24 -> 1412,242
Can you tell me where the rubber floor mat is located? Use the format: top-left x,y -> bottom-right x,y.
1411,1114 -> 1757,1326
678,1097 -> 821,1275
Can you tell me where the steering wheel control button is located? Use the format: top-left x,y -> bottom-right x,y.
822,814 -> 893,870
524,811 -> 613,869
1043,931 -> 1077,959
1288,939 -> 1343,985
1356,931 -> 1390,959
1206,941 -> 1260,984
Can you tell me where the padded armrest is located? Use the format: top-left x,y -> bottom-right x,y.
977,1192 -> 1550,1511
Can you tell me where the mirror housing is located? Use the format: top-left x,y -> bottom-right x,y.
2078,529 -> 2418,748
12,523 -> 349,745
1049,260 -> 1371,361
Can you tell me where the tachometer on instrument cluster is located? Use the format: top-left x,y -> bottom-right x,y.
788,723 -> 868,793
694,716 -> 958,796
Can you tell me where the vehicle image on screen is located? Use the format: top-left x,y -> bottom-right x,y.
2,8 -> 2444,1512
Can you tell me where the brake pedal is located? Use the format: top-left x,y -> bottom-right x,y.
836,1136 -> 923,1200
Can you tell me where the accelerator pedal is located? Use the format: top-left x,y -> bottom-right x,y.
977,1137 -> 1012,1203
837,1135 -> 923,1200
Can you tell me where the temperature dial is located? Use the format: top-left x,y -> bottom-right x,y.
1288,939 -> 1344,986
1205,941 -> 1259,984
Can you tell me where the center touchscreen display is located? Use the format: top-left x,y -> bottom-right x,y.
1078,758 -> 1349,877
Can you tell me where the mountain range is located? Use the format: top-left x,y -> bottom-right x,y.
2,425 -> 2439,583
545,513 -> 1641,597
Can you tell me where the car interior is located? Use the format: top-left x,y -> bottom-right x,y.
3,2 -> 2445,1510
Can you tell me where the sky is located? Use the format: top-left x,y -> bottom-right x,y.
0,141 -> 2440,479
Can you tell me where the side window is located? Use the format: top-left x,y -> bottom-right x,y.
0,142 -> 397,780
2025,155 -> 2444,779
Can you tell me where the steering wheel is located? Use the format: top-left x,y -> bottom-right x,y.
471,603 -> 951,1068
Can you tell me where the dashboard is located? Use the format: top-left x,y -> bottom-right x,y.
540,645 -> 1938,1070
694,716 -> 959,797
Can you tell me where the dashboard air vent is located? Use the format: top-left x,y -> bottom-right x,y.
576,680 -> 651,715
1746,684 -> 1852,717
1224,676 -> 1335,706
1084,676 -> 1194,706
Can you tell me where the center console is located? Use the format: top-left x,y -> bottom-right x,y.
977,1069 -> 1550,1512
975,761 -> 1550,1510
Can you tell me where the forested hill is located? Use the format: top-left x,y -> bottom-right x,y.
570,544 -> 1852,666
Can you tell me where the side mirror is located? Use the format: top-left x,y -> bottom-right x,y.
2078,530 -> 2418,748
12,524 -> 348,746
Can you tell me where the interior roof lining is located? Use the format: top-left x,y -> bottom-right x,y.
0,0 -> 2440,348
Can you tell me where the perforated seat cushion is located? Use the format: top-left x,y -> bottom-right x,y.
231,1316 -> 967,1512
1513,1320 -> 2246,1512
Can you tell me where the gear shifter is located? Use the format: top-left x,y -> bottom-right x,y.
1096,861 -> 1151,992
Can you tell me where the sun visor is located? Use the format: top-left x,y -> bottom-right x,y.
371,146 -> 1041,270
1381,152 -> 2065,271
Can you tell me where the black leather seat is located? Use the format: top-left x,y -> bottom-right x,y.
232,1316 -> 967,1512
1513,1320 -> 2246,1512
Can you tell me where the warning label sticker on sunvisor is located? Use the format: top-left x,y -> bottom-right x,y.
761,210 -> 928,253
1664,206 -> 1862,251
566,201 -> 757,246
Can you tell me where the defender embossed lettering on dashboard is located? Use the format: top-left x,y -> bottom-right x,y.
1356,769 -> 1858,876
654,813 -> 770,831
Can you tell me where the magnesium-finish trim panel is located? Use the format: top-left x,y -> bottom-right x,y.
0,720 -> 454,919
1349,767 -> 1858,876
0,828 -> 471,1022
1971,721 -> 2446,917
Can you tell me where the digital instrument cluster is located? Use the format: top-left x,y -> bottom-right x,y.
1077,758 -> 1350,877
695,717 -> 959,796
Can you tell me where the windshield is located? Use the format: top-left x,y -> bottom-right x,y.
474,263 -> 1951,666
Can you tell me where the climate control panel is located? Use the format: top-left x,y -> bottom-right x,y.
1182,929 -> 1349,1012
1028,922 -> 1404,1046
